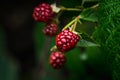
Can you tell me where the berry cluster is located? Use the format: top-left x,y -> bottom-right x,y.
33,3 -> 80,69
49,29 -> 80,69
33,3 -> 58,36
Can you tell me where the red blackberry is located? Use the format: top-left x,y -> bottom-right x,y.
56,30 -> 80,52
42,23 -> 58,36
49,51 -> 66,69
33,3 -> 55,22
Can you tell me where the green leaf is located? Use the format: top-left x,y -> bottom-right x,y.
80,8 -> 98,22
76,21 -> 96,36
77,39 -> 100,47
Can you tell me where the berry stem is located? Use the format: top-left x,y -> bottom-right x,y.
71,19 -> 77,31
71,16 -> 81,31
53,11 -> 63,24
78,19 -> 82,24
61,7 -> 82,11
78,33 -> 82,39
91,3 -> 99,9
62,18 -> 76,30
62,16 -> 81,31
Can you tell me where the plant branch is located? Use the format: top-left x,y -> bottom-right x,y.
71,16 -> 81,31
62,18 -> 76,30
91,3 -> 99,9
61,7 -> 82,11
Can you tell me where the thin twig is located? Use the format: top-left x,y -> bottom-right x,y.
91,3 -> 99,9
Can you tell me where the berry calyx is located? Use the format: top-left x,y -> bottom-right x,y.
49,51 -> 66,69
33,3 -> 55,22
56,30 -> 80,52
42,23 -> 58,36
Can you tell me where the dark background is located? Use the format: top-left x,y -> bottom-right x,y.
0,0 -> 42,80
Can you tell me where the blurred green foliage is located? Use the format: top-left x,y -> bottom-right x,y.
93,0 -> 120,79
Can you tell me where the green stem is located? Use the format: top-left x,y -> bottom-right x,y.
78,20 -> 82,24
61,7 -> 82,11
78,33 -> 82,39
71,16 -> 81,31
62,18 -> 76,30
91,3 -> 99,9
53,11 -> 63,24
71,19 -> 78,31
